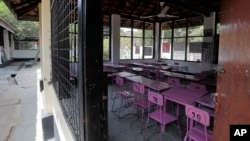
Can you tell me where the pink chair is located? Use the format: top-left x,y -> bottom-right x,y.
143,69 -> 153,79
107,73 -> 116,100
143,91 -> 181,141
188,82 -> 206,91
167,77 -> 180,86
167,77 -> 181,112
111,76 -> 135,118
184,105 -> 213,141
154,70 -> 165,82
130,83 -> 154,132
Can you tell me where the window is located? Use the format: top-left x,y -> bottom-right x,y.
144,22 -> 154,59
187,37 -> 203,62
216,23 -> 220,34
173,19 -> 186,60
133,20 -> 143,59
103,15 -> 110,61
51,0 -> 80,139
120,18 -> 154,60
160,17 -> 205,62
120,18 -> 132,59
187,17 -> 204,61
69,23 -> 78,62
14,41 -> 38,50
160,22 -> 172,59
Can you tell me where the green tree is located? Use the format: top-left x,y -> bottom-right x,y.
103,36 -> 109,61
103,26 -> 110,61
0,1 -> 39,40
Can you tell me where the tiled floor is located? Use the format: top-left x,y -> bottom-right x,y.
108,83 -> 186,141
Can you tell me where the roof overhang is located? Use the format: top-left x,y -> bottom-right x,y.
0,19 -> 16,33
3,0 -> 40,21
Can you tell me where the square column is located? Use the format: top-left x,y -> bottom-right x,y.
111,14 -> 120,64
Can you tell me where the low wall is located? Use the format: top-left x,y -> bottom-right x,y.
13,50 -> 40,59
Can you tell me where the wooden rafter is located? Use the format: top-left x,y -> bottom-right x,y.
164,0 -> 210,17
11,0 -> 37,10
15,0 -> 40,18
129,0 -> 142,16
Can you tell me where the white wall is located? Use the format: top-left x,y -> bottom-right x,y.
51,86 -> 77,141
3,30 -> 10,60
12,50 -> 40,59
40,0 -> 76,141
111,14 -> 120,64
10,34 -> 14,58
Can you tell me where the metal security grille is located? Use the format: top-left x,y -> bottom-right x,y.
51,0 -> 80,140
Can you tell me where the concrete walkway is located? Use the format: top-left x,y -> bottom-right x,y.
0,62 -> 43,141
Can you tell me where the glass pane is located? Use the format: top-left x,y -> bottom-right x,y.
217,23 -> 220,34
144,46 -> 153,59
174,19 -> 186,37
173,38 -> 186,60
161,22 -> 172,38
133,38 -> 143,59
187,37 -> 203,62
120,37 -> 131,59
145,22 -> 153,38
103,26 -> 109,36
144,39 -> 153,59
133,20 -> 143,37
120,18 -> 131,36
103,36 -> 110,61
133,28 -> 142,37
120,27 -> 131,36
188,25 -> 204,36
160,39 -> 171,59
174,27 -> 186,37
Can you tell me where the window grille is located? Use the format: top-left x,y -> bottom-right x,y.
51,0 -> 80,140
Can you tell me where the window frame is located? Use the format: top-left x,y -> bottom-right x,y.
160,17 -> 205,63
103,15 -> 111,61
119,18 -> 155,60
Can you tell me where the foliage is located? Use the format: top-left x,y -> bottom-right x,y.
103,36 -> 109,61
0,1 -> 39,40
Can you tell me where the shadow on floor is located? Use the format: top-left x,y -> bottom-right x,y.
108,84 -> 186,141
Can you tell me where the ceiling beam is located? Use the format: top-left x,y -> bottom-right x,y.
138,0 -> 153,18
129,0 -> 142,16
164,0 -> 210,17
15,0 -> 40,18
119,0 -> 128,14
107,1 -> 114,15
11,0 -> 37,10
18,15 -> 39,21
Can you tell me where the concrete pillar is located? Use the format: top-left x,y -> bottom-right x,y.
3,30 -> 10,60
155,22 -> 160,60
40,0 -> 53,114
10,34 -> 14,59
204,12 -> 216,42
111,14 -> 120,64
202,12 -> 216,71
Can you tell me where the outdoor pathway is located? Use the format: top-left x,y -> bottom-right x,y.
0,62 -> 43,141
